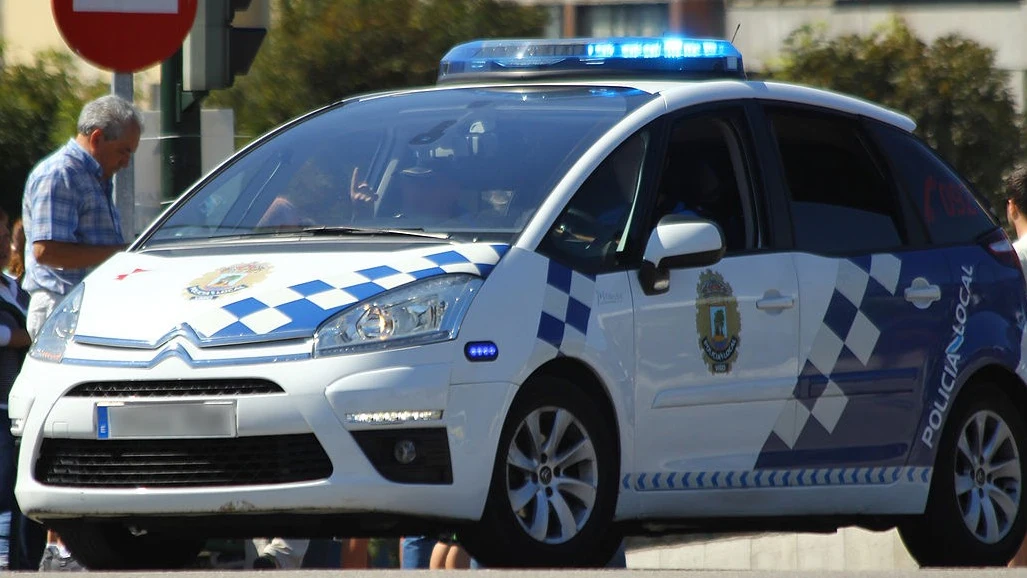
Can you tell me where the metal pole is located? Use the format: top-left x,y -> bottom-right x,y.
161,48 -> 204,204
161,51 -> 179,203
112,72 -> 135,239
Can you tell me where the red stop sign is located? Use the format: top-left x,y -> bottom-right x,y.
52,0 -> 198,73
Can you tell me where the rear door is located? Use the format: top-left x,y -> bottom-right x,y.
753,105 -> 955,474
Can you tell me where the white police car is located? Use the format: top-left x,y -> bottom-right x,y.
11,37 -> 1027,569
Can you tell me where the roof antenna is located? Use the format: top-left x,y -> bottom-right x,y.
730,23 -> 741,44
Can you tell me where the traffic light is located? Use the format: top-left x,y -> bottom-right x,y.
183,0 -> 268,92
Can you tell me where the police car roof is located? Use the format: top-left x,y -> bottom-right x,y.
405,78 -> 916,133
430,37 -> 914,132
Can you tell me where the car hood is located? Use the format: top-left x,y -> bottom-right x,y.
75,242 -> 509,347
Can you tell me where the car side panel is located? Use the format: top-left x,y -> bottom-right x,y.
907,244 -> 1027,468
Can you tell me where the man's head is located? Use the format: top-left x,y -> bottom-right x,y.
76,95 -> 144,179
1006,164 -> 1027,236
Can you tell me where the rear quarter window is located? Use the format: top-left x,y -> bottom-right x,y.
868,122 -> 996,245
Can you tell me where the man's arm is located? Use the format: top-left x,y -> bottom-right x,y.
33,240 -> 125,269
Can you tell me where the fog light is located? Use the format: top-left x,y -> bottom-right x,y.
394,439 -> 417,464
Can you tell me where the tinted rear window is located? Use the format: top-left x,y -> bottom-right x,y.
766,107 -> 906,255
868,122 -> 995,245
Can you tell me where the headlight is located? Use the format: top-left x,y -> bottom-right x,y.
314,274 -> 482,357
29,283 -> 85,363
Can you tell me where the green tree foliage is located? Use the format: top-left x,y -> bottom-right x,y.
0,46 -> 106,220
770,18 -> 1022,212
207,0 -> 547,141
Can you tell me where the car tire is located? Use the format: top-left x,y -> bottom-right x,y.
462,374 -> 622,568
52,521 -> 206,570
898,383 -> 1027,567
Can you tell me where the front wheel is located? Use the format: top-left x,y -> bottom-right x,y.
899,383 -> 1027,566
53,521 -> 206,570
462,375 -> 622,568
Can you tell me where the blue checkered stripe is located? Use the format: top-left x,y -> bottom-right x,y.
191,244 -> 509,342
536,260 -> 595,356
759,254 -> 902,461
622,466 -> 931,491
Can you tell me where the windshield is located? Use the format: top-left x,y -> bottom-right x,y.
141,86 -> 655,247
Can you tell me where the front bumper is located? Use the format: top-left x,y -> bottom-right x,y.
13,341 -> 518,523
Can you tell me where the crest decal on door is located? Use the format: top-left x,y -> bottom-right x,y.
696,269 -> 741,373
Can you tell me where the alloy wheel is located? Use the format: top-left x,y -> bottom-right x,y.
504,405 -> 598,544
954,409 -> 1022,544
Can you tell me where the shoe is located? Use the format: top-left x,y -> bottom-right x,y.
39,545 -> 85,572
57,554 -> 85,572
38,545 -> 59,571
252,553 -> 278,569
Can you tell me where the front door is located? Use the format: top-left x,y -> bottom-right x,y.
630,106 -> 803,499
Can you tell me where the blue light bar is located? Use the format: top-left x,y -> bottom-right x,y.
438,37 -> 744,84
465,341 -> 499,362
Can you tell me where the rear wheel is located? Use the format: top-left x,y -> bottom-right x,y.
53,521 -> 205,570
462,375 -> 622,568
899,384 -> 1027,566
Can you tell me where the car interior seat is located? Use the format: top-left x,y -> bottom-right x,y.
659,141 -> 745,252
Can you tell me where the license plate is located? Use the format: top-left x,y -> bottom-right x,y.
96,401 -> 237,439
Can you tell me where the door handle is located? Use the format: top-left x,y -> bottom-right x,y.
756,294 -> 795,311
904,277 -> 941,310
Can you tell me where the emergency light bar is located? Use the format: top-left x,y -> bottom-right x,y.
437,37 -> 745,84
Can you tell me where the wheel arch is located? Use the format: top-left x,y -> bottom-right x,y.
912,358 -> 1027,467
520,356 -> 624,472
940,362 -> 1027,434
965,363 -> 1027,430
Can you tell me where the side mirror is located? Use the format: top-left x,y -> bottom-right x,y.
639,216 -> 725,295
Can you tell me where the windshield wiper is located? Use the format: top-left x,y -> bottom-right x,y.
299,226 -> 451,240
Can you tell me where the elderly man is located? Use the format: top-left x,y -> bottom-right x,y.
20,94 -> 141,571
21,94 -> 140,336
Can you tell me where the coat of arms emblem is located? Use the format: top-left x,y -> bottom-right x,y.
184,262 -> 272,300
696,269 -> 741,373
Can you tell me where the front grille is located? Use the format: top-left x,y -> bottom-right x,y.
66,378 -> 284,397
36,434 -> 332,488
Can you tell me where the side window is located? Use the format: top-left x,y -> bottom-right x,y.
767,107 -> 906,255
652,110 -> 757,253
867,122 -> 995,245
539,131 -> 649,273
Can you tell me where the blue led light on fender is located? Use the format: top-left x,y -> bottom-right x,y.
465,341 -> 499,362
437,37 -> 744,84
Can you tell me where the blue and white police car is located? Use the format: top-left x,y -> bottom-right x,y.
10,37 -> 1027,569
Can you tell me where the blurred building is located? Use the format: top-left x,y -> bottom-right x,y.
516,0 -> 1027,109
